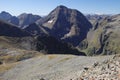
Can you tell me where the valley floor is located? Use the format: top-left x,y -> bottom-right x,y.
0,54 -> 115,80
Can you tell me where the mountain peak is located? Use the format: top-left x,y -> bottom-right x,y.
54,5 -> 69,12
37,5 -> 92,46
0,11 -> 12,21
56,5 -> 68,9
1,11 -> 10,14
0,11 -> 12,17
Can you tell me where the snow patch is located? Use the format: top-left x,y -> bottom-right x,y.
66,32 -> 72,37
48,19 -> 54,23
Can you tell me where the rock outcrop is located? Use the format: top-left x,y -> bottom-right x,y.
77,55 -> 120,80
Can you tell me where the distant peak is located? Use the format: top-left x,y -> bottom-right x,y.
0,11 -> 12,18
19,13 -> 29,15
19,13 -> 40,16
1,11 -> 10,14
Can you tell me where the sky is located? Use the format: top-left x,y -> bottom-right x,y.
0,0 -> 120,16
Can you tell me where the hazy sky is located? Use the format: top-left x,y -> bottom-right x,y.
0,0 -> 120,16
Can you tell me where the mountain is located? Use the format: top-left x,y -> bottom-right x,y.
0,11 -> 12,21
37,5 -> 92,46
0,20 -> 30,37
79,14 -> 120,55
18,13 -> 41,28
0,17 -> 85,55
0,11 -> 41,28
0,9 -> 85,55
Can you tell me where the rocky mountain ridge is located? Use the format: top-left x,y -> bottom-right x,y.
0,20 -> 31,37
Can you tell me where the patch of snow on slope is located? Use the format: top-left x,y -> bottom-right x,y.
48,19 -> 54,23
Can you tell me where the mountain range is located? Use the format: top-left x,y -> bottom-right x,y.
0,11 -> 41,28
0,5 -> 120,80
0,5 -> 120,56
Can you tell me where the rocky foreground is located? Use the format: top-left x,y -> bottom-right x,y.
1,54 -> 119,80
76,54 -> 120,80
